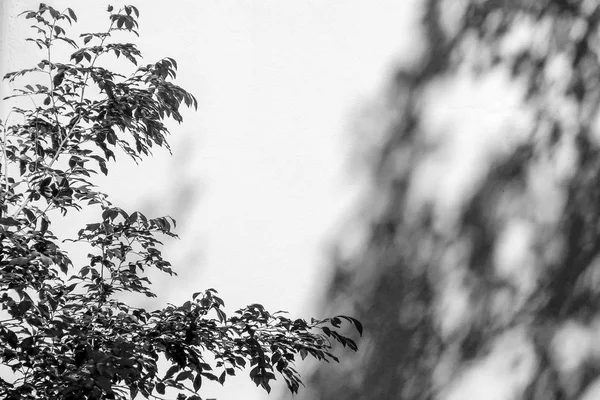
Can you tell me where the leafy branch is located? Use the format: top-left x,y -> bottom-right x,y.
0,4 -> 361,400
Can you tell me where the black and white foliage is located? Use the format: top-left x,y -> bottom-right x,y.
0,4 -> 361,399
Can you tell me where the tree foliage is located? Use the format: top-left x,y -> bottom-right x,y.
303,0 -> 600,399
0,4 -> 361,399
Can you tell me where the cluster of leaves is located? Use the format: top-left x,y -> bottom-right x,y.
0,4 -> 360,400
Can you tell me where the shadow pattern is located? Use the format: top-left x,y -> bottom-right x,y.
297,1 -> 600,399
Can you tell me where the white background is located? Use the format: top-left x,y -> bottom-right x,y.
1,1 -> 419,398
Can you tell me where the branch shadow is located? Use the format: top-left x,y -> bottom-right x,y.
296,1 -> 600,399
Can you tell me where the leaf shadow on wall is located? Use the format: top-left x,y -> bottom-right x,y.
135,133 -> 206,309
296,1 -> 600,399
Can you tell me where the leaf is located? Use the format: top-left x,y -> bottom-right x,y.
345,338 -> 358,351
215,308 -> 226,323
164,364 -> 179,380
67,7 -> 77,22
40,176 -> 52,189
40,254 -> 52,266
99,160 -> 108,175
75,347 -> 88,367
44,96 -> 51,105
102,207 -> 118,221
9,257 -> 28,266
338,315 -> 363,336
176,370 -> 193,381
53,71 -> 64,87
18,300 -> 32,315
38,303 -> 50,318
271,352 -> 281,364
21,336 -> 34,351
193,372 -> 202,392
261,378 -> 272,394
299,349 -> 308,360
85,223 -> 100,231
0,217 -> 20,226
353,318 -> 363,336
5,330 -> 18,348
130,385 -> 139,399
40,216 -> 49,233
107,128 -> 117,145
249,366 -> 260,379
201,372 -> 218,381
155,382 -> 165,395
23,208 -> 36,222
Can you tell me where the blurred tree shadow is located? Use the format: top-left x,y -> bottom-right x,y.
295,1 -> 600,399
133,133 -> 206,309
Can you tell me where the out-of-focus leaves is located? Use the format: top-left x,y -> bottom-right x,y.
301,1 -> 600,400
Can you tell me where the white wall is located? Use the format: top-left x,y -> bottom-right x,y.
0,1 -> 419,398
